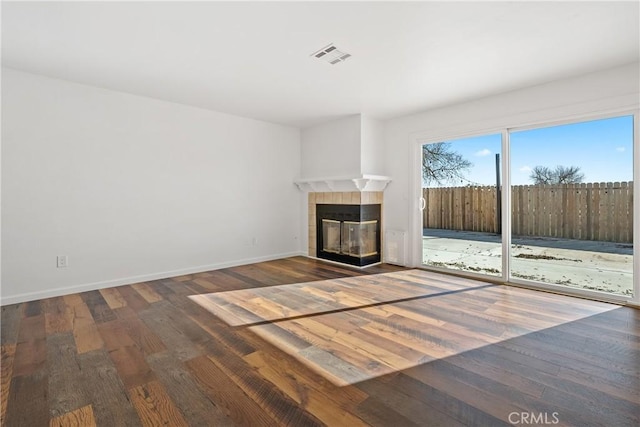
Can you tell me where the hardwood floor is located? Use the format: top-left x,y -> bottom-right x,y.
189,269 -> 619,387
189,269 -> 496,327
1,256 -> 639,426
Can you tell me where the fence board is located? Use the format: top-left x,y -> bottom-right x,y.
577,183 -> 584,240
615,182 -> 623,242
604,182 -> 612,241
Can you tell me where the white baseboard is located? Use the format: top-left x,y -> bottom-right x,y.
0,251 -> 305,306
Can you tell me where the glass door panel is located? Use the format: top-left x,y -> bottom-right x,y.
509,116 -> 634,297
422,134 -> 503,277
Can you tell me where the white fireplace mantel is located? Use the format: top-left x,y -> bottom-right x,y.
294,174 -> 391,192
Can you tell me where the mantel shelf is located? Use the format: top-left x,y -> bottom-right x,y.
294,175 -> 391,192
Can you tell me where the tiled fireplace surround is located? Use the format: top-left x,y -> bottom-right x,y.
307,191 -> 384,259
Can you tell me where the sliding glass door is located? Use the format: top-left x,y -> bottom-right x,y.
509,116 -> 634,297
420,113 -> 636,301
422,134 -> 503,277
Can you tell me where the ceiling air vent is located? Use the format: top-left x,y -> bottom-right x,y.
311,43 -> 351,65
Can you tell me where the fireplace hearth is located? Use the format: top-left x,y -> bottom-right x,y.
316,204 -> 381,267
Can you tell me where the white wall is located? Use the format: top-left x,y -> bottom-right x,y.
1,68 -> 302,304
360,115 -> 386,176
383,62 -> 640,265
300,113 -> 387,178
300,114 -> 361,178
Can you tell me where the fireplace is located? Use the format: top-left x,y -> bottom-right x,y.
316,204 -> 381,267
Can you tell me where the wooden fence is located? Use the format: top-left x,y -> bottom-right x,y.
423,182 -> 634,243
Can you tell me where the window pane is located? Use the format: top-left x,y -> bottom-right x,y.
422,134 -> 503,277
509,115 -> 634,297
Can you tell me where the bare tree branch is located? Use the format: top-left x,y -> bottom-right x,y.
422,142 -> 473,186
530,165 -> 584,184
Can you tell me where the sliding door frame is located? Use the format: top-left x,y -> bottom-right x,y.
411,127 -> 507,284
410,108 -> 640,306
501,129 -> 511,281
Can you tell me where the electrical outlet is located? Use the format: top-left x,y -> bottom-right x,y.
251,237 -> 258,246
57,255 -> 68,268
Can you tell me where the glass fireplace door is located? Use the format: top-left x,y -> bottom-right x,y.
322,219 -> 379,258
342,220 -> 378,257
322,219 -> 341,254
316,203 -> 382,267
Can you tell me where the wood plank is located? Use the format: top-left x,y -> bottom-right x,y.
188,278 -> 221,293
0,304 -> 23,346
444,350 -> 547,399
203,349 -> 325,427
49,404 -> 96,427
185,355 -> 278,427
476,330 -> 640,415
387,370 -> 511,426
97,320 -> 156,390
578,182 -> 587,239
179,280 -> 211,294
0,344 -> 16,426
3,370 -> 49,427
244,349 -> 369,427
540,378 -> 637,426
146,351 -> 232,426
80,291 -> 117,324
114,311 -> 166,357
354,396 -> 422,427
12,314 -> 47,377
47,333 -> 91,418
183,310 -> 258,358
626,182 -> 633,242
405,361 -> 533,425
129,380 -> 188,427
131,283 -> 163,304
295,345 -> 370,386
42,297 -> 73,334
98,288 -> 127,310
5,311 -> 49,426
615,182 -> 623,242
593,182 -> 602,240
24,300 -> 42,317
116,285 -> 150,313
64,294 -> 103,354
356,379 -> 465,427
144,281 -> 176,300
78,350 -> 141,426
137,301 -> 204,361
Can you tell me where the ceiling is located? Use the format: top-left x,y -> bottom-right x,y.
2,1 -> 639,128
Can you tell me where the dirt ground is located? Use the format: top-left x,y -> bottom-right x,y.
422,229 -> 634,296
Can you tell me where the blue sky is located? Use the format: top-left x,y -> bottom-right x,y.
426,115 -> 634,187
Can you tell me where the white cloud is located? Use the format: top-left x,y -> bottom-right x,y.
616,146 -> 626,152
519,165 -> 532,172
475,148 -> 491,157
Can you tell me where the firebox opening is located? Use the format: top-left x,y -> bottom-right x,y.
316,204 -> 381,267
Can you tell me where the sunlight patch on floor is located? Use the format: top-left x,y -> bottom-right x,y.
191,270 -> 617,386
